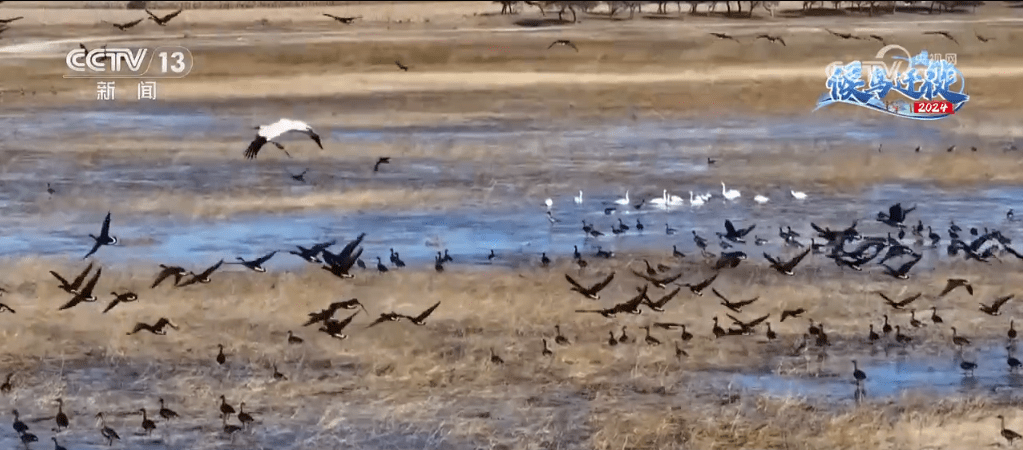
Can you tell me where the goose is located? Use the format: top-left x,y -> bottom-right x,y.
54,399 -> 69,431
145,8 -> 183,26
542,339 -> 553,356
614,190 -> 631,205
288,239 -> 336,264
564,272 -> 615,300
753,194 -> 769,204
607,331 -> 618,346
323,13 -> 360,24
83,211 -> 118,259
998,415 -> 1022,444
95,413 -> 120,446
287,330 -> 303,344
177,259 -> 225,287
574,190 -> 583,204
400,301 -> 442,326
373,156 -> 390,172
951,327 -> 971,346
675,341 -> 688,359
126,318 -> 178,335
237,403 -> 254,429
273,364 -> 287,381
852,360 -> 867,384
554,325 -> 570,345
219,395 -> 236,419
228,251 -> 277,273
868,324 -> 879,342
0,373 -> 11,394
158,398 -> 179,420
790,190 -> 807,200
641,326 -> 661,346
51,437 -> 68,450
721,182 -> 740,201
689,191 -> 705,207
106,18 -> 144,31
540,253 -> 550,267
376,257 -> 389,272
57,267 -> 102,311
244,118 -> 323,160
103,291 -> 139,313
51,262 -> 94,294
489,348 -> 504,365
139,408 -> 156,435
13,409 -> 28,434
216,344 -> 227,365
1010,320 -> 1017,340
150,264 -> 186,288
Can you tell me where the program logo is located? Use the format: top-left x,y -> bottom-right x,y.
815,45 -> 968,120
64,46 -> 193,79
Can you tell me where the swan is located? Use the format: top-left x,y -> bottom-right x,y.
545,198 -> 553,210
689,191 -> 705,207
649,189 -> 668,208
791,190 -> 807,200
574,190 -> 583,204
667,192 -> 686,206
721,182 -> 741,201
615,190 -> 630,205
753,194 -> 769,204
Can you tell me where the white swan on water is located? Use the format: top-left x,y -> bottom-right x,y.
791,189 -> 808,200
649,189 -> 668,208
689,191 -> 705,207
667,192 -> 686,207
545,198 -> 553,210
615,190 -> 630,205
721,182 -> 741,201
753,194 -> 769,204
574,190 -> 583,204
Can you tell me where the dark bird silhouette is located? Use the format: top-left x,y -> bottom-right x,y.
395,61 -> 409,71
641,325 -> 661,346
684,273 -> 718,296
631,269 -> 683,289
763,248 -> 812,276
564,272 -> 615,300
13,409 -> 28,434
852,360 -> 866,384
289,239 -> 336,263
51,437 -> 67,450
547,39 -> 578,51
158,398 -> 179,420
139,408 -> 156,435
720,219 -> 756,243
881,254 -> 923,280
229,251 -> 277,273
0,373 -> 11,393
924,30 -> 958,44
938,278 -> 973,297
273,364 -> 287,381
541,339 -> 553,357
374,156 -> 391,172
367,312 -> 404,329
323,13 -> 361,24
709,32 -> 739,42
287,331 -> 303,344
47,182 -> 56,196
304,298 -> 366,326
0,16 -> 23,24
18,430 -> 37,446
145,8 -> 183,26
237,403 -> 254,429
780,308 -> 806,322
401,301 -> 442,325
103,291 -> 138,313
489,348 -> 504,365
95,413 -> 120,446
58,267 -> 102,311
961,359 -> 978,376
290,168 -> 308,182
150,264 -> 186,288
177,259 -> 225,287
825,28 -> 860,40
755,34 -> 786,46
554,324 -> 570,345
712,288 -> 760,313
868,34 -> 886,44
108,18 -> 144,31
1010,320 -> 1017,340
219,395 -> 235,419
126,318 -> 178,335
216,344 -> 227,365
0,303 -> 14,314
998,415 -> 1022,444
980,295 -> 1014,316
320,311 -> 359,338
951,327 -> 971,347
50,262 -> 94,295
83,211 -> 118,259
54,399 -> 69,431
931,306 -> 944,324
644,287 -> 681,312
877,291 -> 922,310
321,233 -> 365,279
975,31 -> 993,43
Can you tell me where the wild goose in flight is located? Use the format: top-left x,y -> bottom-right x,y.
0,303 -> 13,313
712,288 -> 760,313
643,287 -> 681,312
150,264 -> 186,288
103,291 -> 138,313
229,251 -> 277,272
107,18 -> 145,31
575,285 -> 649,318
83,211 -> 118,259
58,268 -> 102,311
631,269 -> 683,289
0,16 -> 23,24
366,311 -> 403,329
881,254 -> 923,280
395,61 -> 410,71
726,313 -> 769,335
145,8 -> 183,26
709,32 -> 739,42
374,156 -> 391,172
824,28 -> 860,40
290,168 -> 308,182
719,219 -> 755,243
779,308 -> 806,322
877,291 -> 922,310
244,119 -> 323,160
289,239 -> 336,263
877,203 -> 916,228
401,301 -> 442,325
177,259 -> 225,287
684,273 -> 718,296
304,298 -> 366,326
980,295 -> 1014,316
755,34 -> 786,46
564,272 -> 615,300
322,233 -> 365,278
763,248 -> 812,276
547,39 -> 578,51
923,30 -> 958,44
126,318 -> 178,335
938,278 -> 973,297
323,13 -> 361,24
320,311 -> 359,338
51,262 -> 94,295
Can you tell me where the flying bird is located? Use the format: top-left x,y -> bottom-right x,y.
564,272 -> 615,300
145,8 -> 183,26
176,259 -> 225,287
400,301 -> 442,325
58,268 -> 102,311
290,169 -> 308,182
323,14 -> 360,24
938,278 -> 973,297
547,39 -> 578,51
877,292 -> 922,310
150,265 -> 186,288
980,294 -> 1014,316
228,251 -> 278,273
126,318 -> 178,335
824,29 -> 860,40
975,31 -> 992,43
103,291 -> 139,313
106,18 -> 145,31
868,34 -> 886,44
763,248 -> 812,276
374,157 -> 391,172
83,211 -> 118,259
923,30 -> 958,45
51,262 -> 94,295
709,32 -> 739,42
0,16 -> 23,24
755,34 -> 786,46
395,61 -> 410,71
244,119 -> 322,160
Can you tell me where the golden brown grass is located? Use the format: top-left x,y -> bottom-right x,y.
2,254 -> 1021,448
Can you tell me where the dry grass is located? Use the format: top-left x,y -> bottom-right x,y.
2,254 -> 1022,448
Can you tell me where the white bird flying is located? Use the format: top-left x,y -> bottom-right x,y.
791,190 -> 808,200
721,182 -> 741,201
244,118 -> 323,160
